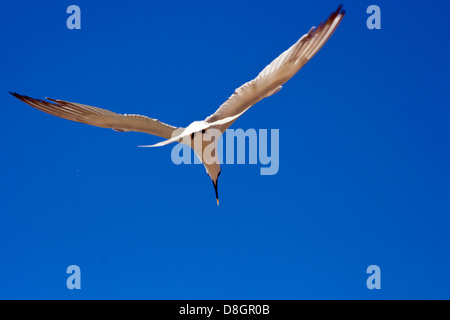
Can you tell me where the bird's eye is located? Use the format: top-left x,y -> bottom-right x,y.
201,129 -> 206,134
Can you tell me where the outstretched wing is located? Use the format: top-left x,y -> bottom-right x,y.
205,6 -> 345,128
10,92 -> 179,139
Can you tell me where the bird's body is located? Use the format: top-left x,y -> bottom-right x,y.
11,6 -> 345,205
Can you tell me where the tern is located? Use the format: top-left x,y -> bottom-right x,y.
10,6 -> 345,205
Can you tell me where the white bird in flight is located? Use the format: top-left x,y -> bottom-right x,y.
11,6 -> 345,205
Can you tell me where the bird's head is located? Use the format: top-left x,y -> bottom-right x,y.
206,165 -> 221,206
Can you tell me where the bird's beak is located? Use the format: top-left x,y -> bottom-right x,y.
212,180 -> 219,206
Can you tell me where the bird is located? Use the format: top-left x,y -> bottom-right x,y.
10,5 -> 345,205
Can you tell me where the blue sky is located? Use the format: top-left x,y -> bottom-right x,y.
1,0 -> 450,299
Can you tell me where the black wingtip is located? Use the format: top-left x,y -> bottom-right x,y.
10,91 -> 24,100
10,92 -> 33,104
10,92 -> 27,99
331,5 -> 344,18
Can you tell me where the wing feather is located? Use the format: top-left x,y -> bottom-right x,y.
205,6 -> 345,128
10,92 -> 179,139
